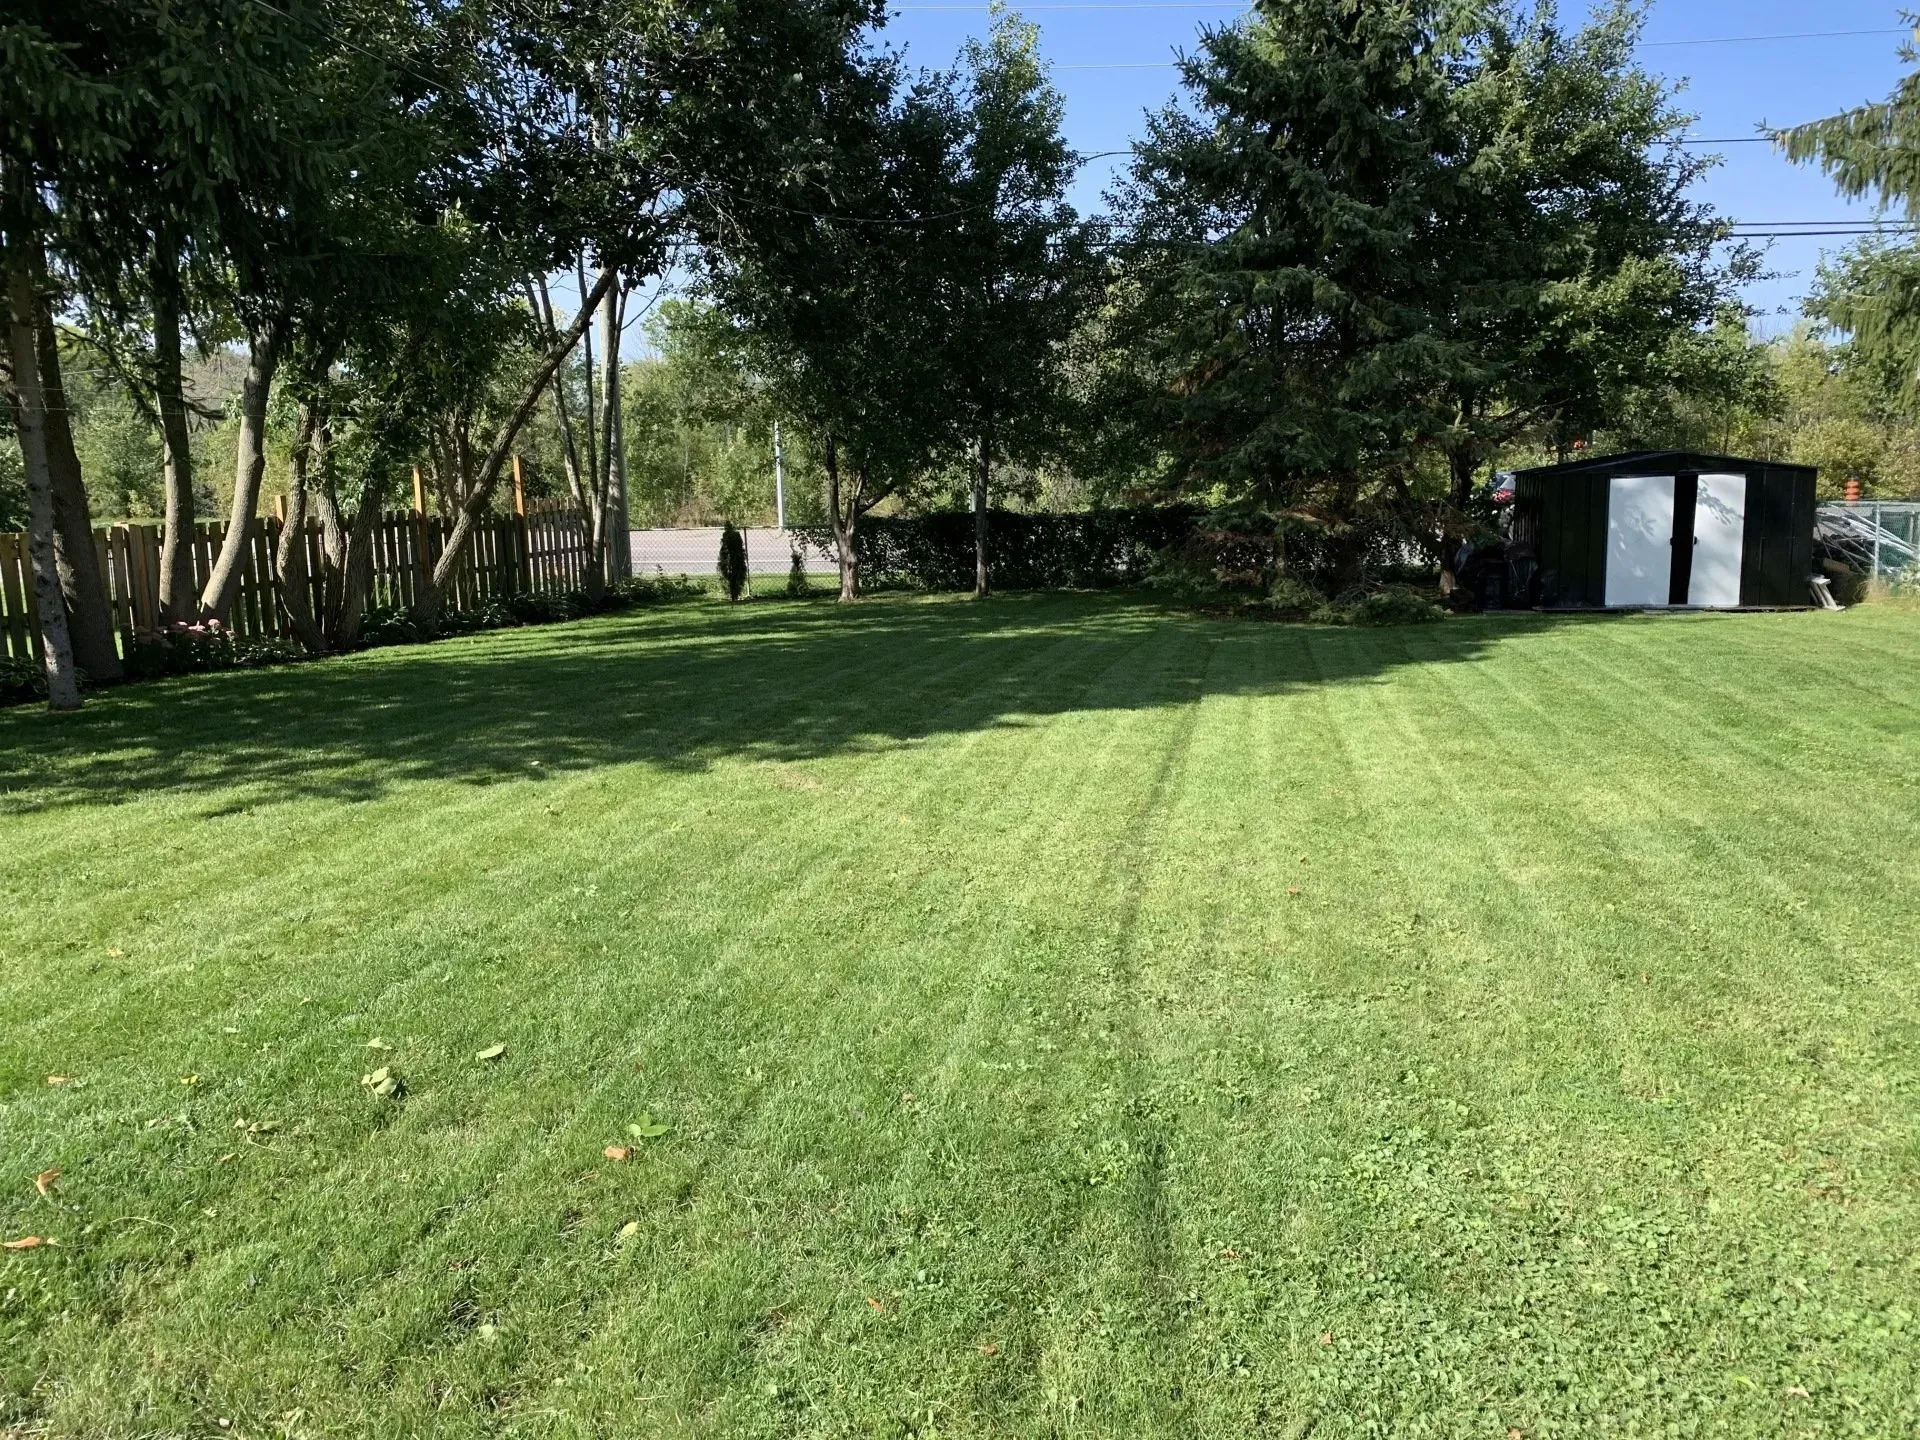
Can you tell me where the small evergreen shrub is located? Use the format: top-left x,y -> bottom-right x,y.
717,523 -> 749,602
785,551 -> 813,598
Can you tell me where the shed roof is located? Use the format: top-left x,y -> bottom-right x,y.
1511,449 -> 1817,480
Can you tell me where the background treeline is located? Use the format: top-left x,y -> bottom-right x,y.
7,0 -> 1920,710
7,310 -> 1911,548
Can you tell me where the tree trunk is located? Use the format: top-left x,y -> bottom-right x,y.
597,273 -> 628,585
824,430 -> 858,602
333,491 -> 382,650
274,401 -> 325,653
34,293 -> 122,678
575,260 -> 605,595
200,310 -> 286,622
4,252 -> 80,710
1439,443 -> 1476,595
152,255 -> 197,624
608,293 -> 630,583
973,422 -> 991,600
413,267 -> 616,627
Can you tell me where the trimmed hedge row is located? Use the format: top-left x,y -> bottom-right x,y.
791,506 -> 1202,592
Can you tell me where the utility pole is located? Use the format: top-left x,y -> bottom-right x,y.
773,419 -> 787,531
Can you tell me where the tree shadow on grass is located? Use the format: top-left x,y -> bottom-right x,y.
0,591 -> 1618,814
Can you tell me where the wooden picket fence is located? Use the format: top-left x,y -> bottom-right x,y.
0,496 -> 591,662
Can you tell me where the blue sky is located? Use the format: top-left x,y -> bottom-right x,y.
881,0 -> 1916,331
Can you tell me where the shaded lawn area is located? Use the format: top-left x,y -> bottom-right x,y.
2,591 -> 1918,1438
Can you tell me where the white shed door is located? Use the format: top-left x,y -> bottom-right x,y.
1605,475 -> 1676,607
1689,473 -> 1747,608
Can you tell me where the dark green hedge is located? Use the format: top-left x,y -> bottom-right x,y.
791,506 -> 1201,592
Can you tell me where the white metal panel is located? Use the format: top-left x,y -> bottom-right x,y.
1605,475 -> 1676,607
1689,473 -> 1747,607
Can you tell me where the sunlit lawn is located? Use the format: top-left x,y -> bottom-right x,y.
2,592 -> 1916,1438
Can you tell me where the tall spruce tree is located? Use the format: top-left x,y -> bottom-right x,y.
1780,38 -> 1920,405
1109,0 -> 1742,584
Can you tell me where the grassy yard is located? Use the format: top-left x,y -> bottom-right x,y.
2,593 -> 1917,1439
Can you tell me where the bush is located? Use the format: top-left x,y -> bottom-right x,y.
1310,585 -> 1448,627
1261,575 -> 1325,617
0,654 -> 47,706
785,550 -> 813,598
125,619 -> 304,680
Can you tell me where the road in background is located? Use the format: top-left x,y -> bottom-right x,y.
630,527 -> 839,577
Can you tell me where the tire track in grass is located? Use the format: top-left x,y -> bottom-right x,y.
617,612 -> 1223,1437
580,613 -> 1220,1438
1043,618 -> 1219,1435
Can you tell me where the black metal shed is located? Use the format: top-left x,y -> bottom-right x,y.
1509,450 -> 1817,609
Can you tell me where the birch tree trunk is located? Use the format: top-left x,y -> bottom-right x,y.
34,293 -> 122,678
4,253 -> 80,709
200,310 -> 287,622
595,270 -> 625,587
973,421 -> 991,600
152,252 -> 198,624
273,401 -> 324,653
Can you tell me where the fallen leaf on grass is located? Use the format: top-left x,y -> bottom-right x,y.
234,1118 -> 280,1134
1783,1386 -> 1810,1399
617,1221 -> 641,1239
46,1075 -> 74,1087
603,1145 -> 633,1162
3,1236 -> 47,1250
627,1113 -> 671,1139
360,1067 -> 404,1100
106,947 -> 124,959
867,1296 -> 886,1313
365,1037 -> 392,1051
33,1169 -> 59,1197
979,1343 -> 998,1356
1318,1331 -> 1333,1345
475,1044 -> 507,1062
179,1074 -> 200,1086
1287,887 -> 1302,898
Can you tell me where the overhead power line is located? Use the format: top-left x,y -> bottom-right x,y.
1640,27 -> 1909,48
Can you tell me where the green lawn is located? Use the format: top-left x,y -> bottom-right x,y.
2,593 -> 1917,1439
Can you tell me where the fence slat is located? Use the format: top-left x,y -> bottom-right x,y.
0,533 -> 29,660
